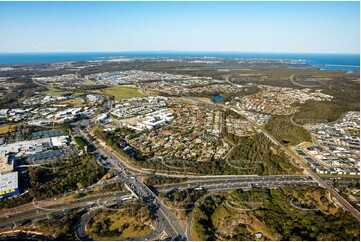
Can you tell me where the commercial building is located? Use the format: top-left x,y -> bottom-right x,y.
28,130 -> 65,139
0,136 -> 70,157
0,172 -> 19,198
97,113 -> 109,123
0,150 -> 14,174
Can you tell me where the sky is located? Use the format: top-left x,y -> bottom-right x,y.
0,1 -> 359,53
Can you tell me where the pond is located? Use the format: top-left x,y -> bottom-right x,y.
211,94 -> 224,103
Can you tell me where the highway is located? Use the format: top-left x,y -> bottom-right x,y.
229,107 -> 360,220
0,231 -> 54,241
75,200 -> 165,241
185,175 -> 359,187
102,152 -> 185,240
183,191 -> 219,241
0,168 -> 358,240
0,191 -> 128,230
1,107 -> 359,241
79,116 -> 361,238
223,74 -> 360,220
0,176 -> 124,218
76,125 -> 186,240
156,176 -> 319,193
0,178 -> 319,240
76,208 -> 99,241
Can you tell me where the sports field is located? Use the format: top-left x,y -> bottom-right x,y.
43,87 -> 72,97
101,86 -> 146,100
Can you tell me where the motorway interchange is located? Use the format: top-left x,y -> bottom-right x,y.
0,123 -> 359,241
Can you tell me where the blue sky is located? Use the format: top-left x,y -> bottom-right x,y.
0,1 -> 359,53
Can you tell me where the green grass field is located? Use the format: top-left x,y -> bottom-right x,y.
43,87 -> 72,97
101,86 -> 146,100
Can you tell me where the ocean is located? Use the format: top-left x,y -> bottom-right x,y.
0,52 -> 359,73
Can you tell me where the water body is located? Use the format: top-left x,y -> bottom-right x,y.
0,52 -> 359,73
213,64 -> 360,74
213,65 -> 283,69
288,64 -> 359,74
212,94 -> 224,103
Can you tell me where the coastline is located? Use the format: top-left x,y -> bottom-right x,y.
0,52 -> 359,73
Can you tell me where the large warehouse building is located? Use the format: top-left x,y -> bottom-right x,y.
0,150 -> 19,199
0,171 -> 19,198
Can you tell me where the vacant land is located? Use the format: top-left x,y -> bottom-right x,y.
20,210 -> 82,240
295,79 -> 360,122
82,80 -> 97,85
0,124 -> 18,135
101,86 -> 145,100
265,115 -> 311,145
27,154 -> 107,200
226,133 -> 303,174
87,200 -> 154,240
229,68 -> 359,80
192,187 -> 360,241
60,99 -> 84,106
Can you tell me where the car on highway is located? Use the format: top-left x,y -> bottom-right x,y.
20,219 -> 32,226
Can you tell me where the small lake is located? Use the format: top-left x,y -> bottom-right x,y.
211,95 -> 224,103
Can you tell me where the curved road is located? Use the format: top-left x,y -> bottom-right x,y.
76,206 -> 165,241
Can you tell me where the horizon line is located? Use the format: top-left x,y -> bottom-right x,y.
0,50 -> 359,55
